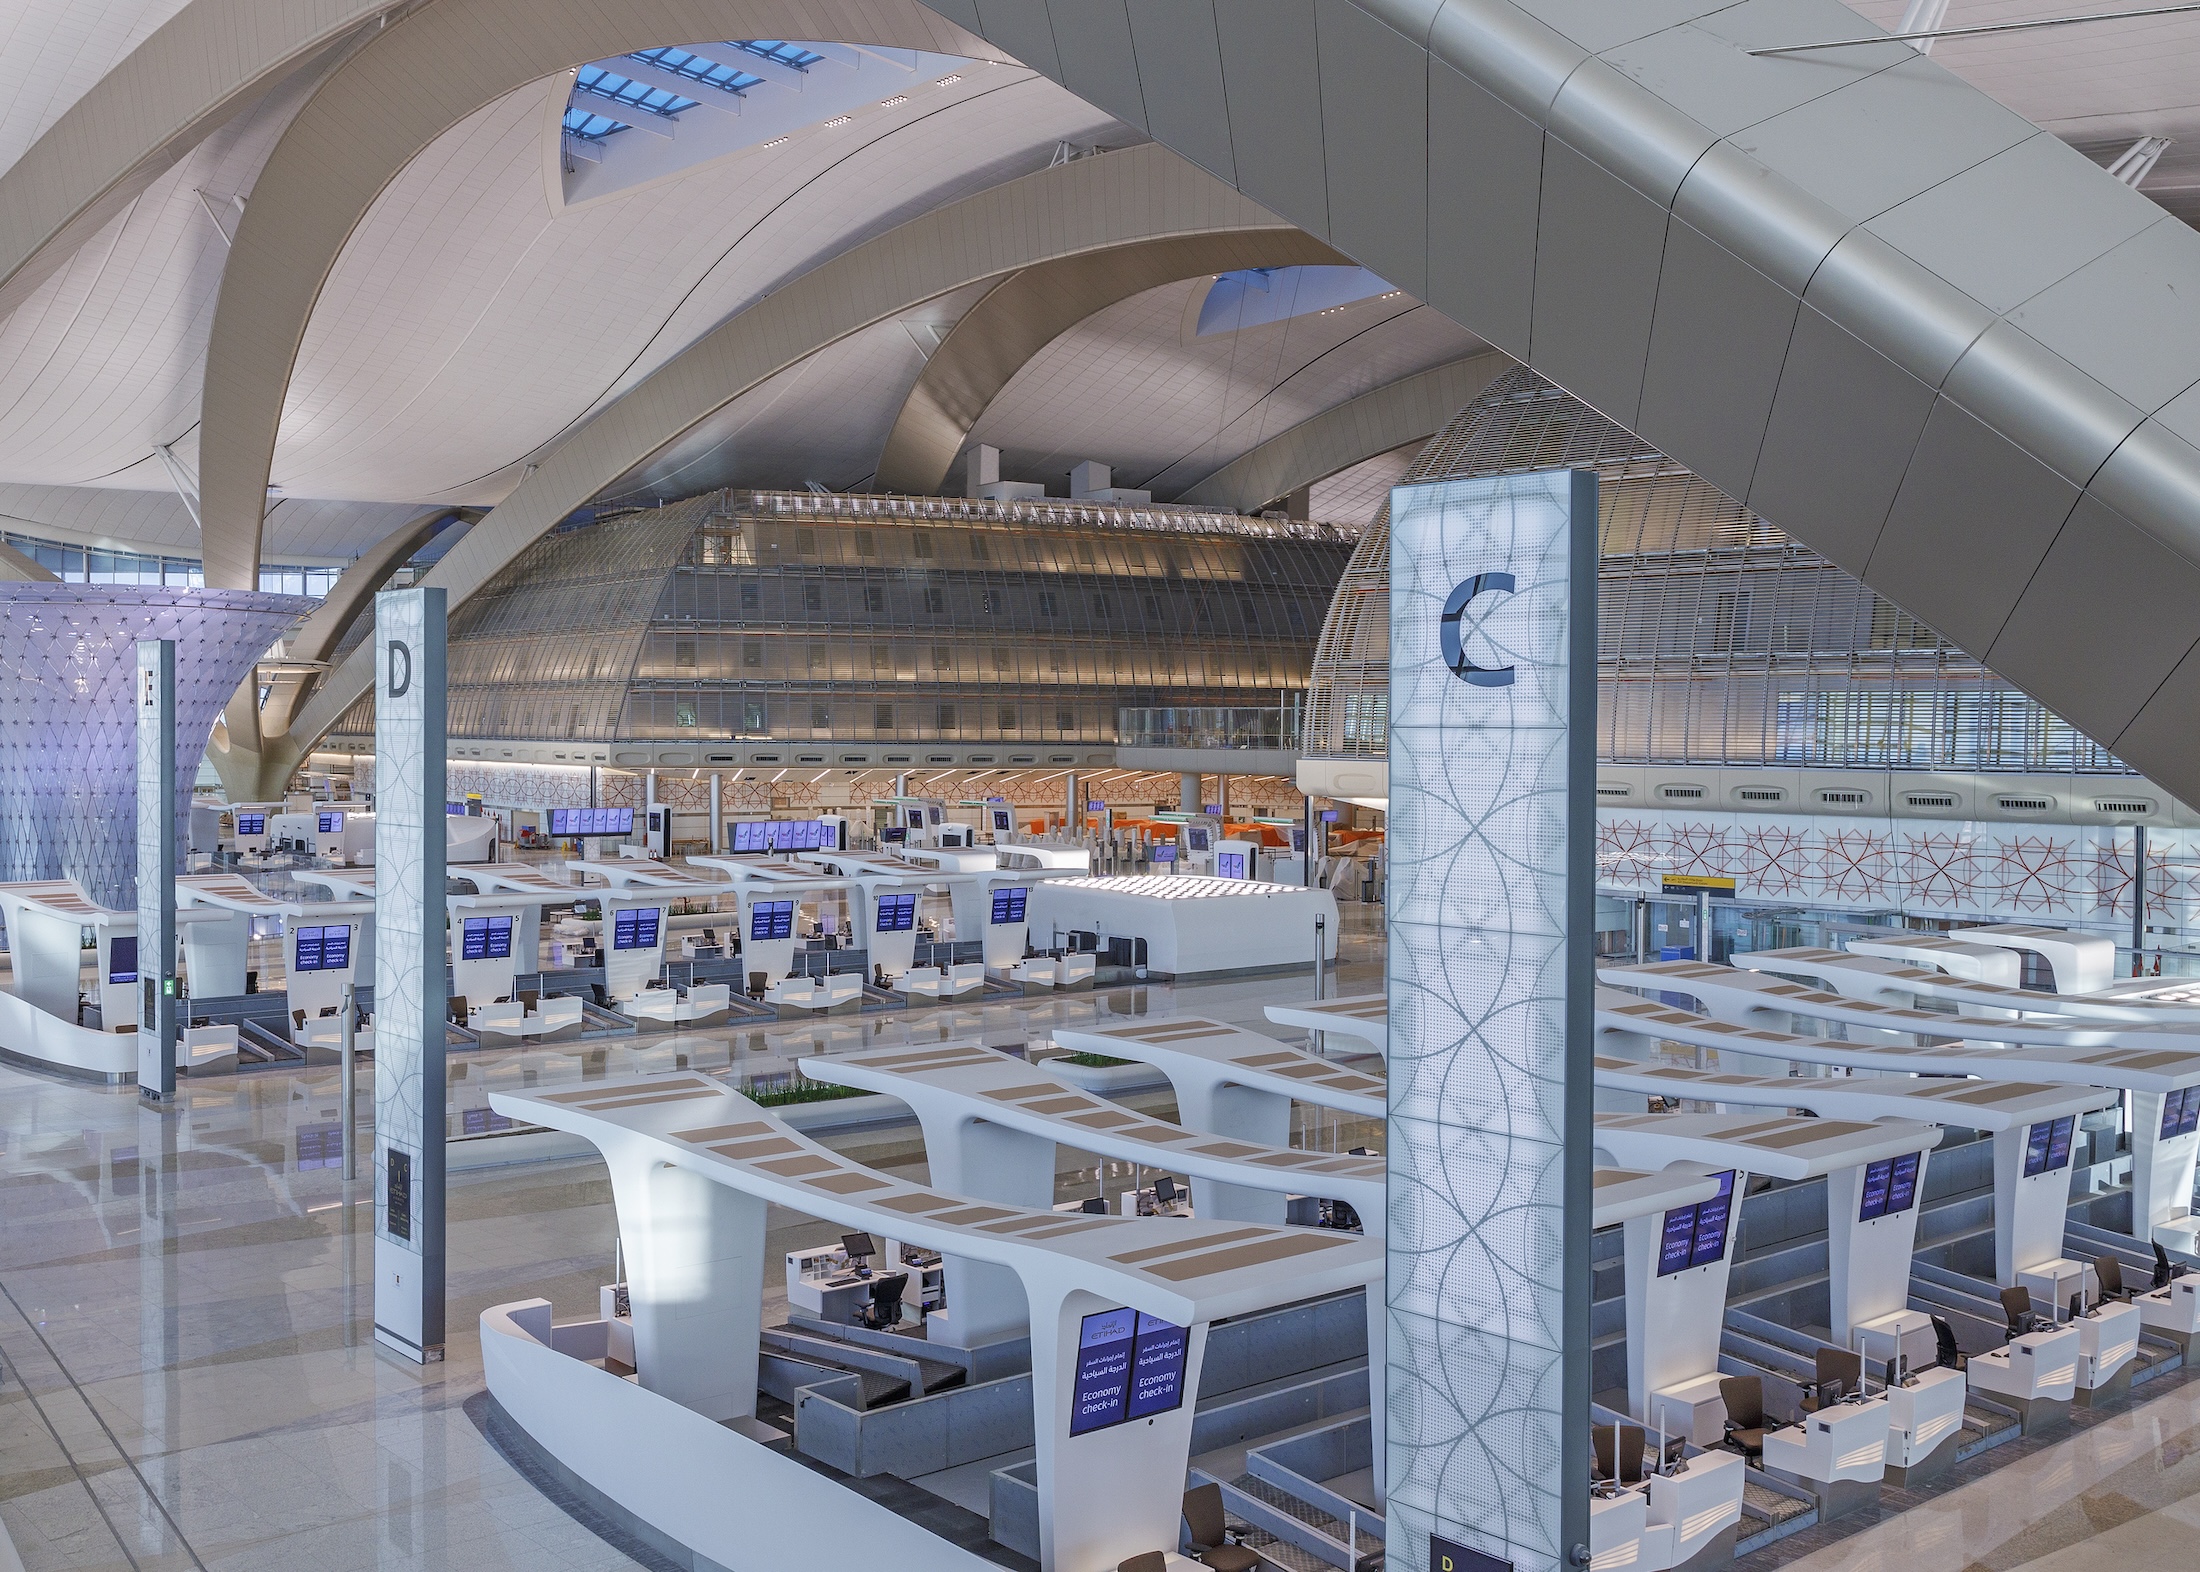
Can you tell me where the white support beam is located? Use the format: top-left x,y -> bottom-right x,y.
600,58 -> 745,118
2109,135 -> 2174,187
685,44 -> 806,89
571,84 -> 677,137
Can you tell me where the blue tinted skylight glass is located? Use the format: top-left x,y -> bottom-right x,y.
628,45 -> 766,95
728,40 -> 825,69
573,64 -> 699,119
562,106 -> 627,141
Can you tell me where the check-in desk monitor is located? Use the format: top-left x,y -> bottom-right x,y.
1216,851 -> 1247,879
1859,1153 -> 1920,1222
462,915 -> 514,960
288,922 -> 355,1019
233,811 -> 268,856
876,895 -> 916,932
990,806 -> 1014,838
2024,1116 -> 2076,1178
613,908 -> 661,950
983,885 -> 1029,969
548,806 -> 634,837
1657,1170 -> 1734,1276
1070,1308 -> 1188,1436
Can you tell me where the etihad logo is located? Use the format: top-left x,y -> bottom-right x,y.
1440,571 -> 1515,687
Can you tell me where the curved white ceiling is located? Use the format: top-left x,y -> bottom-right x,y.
0,0 -> 197,177
8,3 -> 2200,565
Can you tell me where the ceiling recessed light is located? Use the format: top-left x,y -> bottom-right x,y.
822,115 -> 851,128
880,95 -> 908,108
760,136 -> 788,148
936,73 -> 961,85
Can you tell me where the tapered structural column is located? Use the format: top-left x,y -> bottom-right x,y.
1387,471 -> 1597,1572
135,639 -> 176,1103
374,588 -> 448,1362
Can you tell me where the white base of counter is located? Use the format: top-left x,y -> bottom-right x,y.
480,1300 -> 995,1572
0,988 -> 138,1082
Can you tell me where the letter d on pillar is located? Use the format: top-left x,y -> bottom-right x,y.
374,589 -> 447,1362
1387,470 -> 1595,1571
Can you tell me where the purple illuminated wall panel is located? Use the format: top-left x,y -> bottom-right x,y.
0,585 -> 311,906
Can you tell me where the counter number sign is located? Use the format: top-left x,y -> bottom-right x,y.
1430,1537 -> 1509,1572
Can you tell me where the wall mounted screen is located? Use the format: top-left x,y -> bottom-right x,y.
2163,1088 -> 2188,1140
318,811 -> 344,834
235,813 -> 265,836
611,908 -> 660,951
2045,1114 -> 2076,1171
107,935 -> 138,984
2023,1116 -> 2078,1177
730,820 -> 768,853
906,809 -> 926,829
875,894 -> 916,932
1068,1308 -> 1187,1436
1859,1158 -> 1893,1222
461,915 -> 513,960
1884,1150 -> 1920,1214
751,901 -> 794,941
321,925 -> 350,971
992,808 -> 1013,833
1655,1170 -> 1736,1275
1185,826 -> 1211,852
990,888 -> 1028,924
293,926 -> 324,972
2183,1092 -> 2200,1139
547,807 -> 634,836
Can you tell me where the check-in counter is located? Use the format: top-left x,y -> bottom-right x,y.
1588,1484 -> 1652,1572
1761,1396 -> 1890,1520
2137,1277 -> 2200,1354
1965,1323 -> 2080,1430
2073,1301 -> 2142,1400
1880,1367 -> 1967,1483
1641,1449 -> 1744,1568
1648,1373 -> 1730,1449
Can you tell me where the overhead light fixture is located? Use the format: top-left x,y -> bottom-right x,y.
822,115 -> 851,128
880,95 -> 907,107
760,136 -> 788,148
936,73 -> 961,85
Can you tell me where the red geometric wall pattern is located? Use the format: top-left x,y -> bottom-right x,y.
1596,814 -> 2197,925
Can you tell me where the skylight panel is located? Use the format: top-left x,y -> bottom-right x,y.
562,106 -> 627,141
729,39 -> 826,69
573,64 -> 700,120
627,46 -> 766,95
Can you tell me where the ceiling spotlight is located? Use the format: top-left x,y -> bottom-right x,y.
822,115 -> 851,128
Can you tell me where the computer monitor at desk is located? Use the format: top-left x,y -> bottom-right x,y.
840,1232 -> 877,1274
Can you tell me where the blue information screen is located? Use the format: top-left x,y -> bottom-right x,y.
235,813 -> 265,836
293,926 -> 324,973
1185,826 -> 1211,852
1069,1308 -> 1189,1436
462,915 -> 513,960
2044,1114 -> 2075,1171
2163,1088 -> 2188,1140
751,901 -> 794,941
1151,844 -> 1176,864
317,810 -> 343,834
876,894 -> 916,932
548,806 -> 634,836
2023,1119 -> 2056,1177
1217,851 -> 1246,879
2184,1091 -> 2200,1138
990,887 -> 1028,924
1657,1205 -> 1698,1276
322,925 -> 350,970
107,935 -> 138,985
611,908 -> 660,951
731,820 -> 767,853
1689,1170 -> 1734,1268
1885,1150 -> 1920,1213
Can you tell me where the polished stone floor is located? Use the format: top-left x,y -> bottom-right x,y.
9,898 -> 2200,1571
0,915 -> 1383,1571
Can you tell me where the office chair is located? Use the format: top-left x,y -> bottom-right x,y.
1931,1315 -> 1967,1371
1118,1555 -> 1168,1572
858,1273 -> 908,1331
1659,1432 -> 1689,1473
520,990 -> 540,1013
2001,1285 -> 2037,1338
448,995 -> 468,1025
291,1009 -> 307,1036
1180,1484 -> 1260,1572
1800,1347 -> 1863,1412
1080,1198 -> 1109,1215
1592,1424 -> 1648,1487
747,971 -> 769,1000
2155,1241 -> 2185,1290
1719,1376 -> 1767,1463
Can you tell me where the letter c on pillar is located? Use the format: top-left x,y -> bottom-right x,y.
1439,572 -> 1517,687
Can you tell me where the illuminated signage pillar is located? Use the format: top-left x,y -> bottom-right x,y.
135,639 -> 176,1103
1387,470 -> 1596,1572
374,587 -> 448,1362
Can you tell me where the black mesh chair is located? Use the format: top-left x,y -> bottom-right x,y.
1720,1376 -> 1767,1463
1931,1315 -> 1966,1371
858,1272 -> 909,1331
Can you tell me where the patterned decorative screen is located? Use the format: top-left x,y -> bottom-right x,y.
1387,472 -> 1595,1572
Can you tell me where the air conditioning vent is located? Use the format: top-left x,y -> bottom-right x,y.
1010,755 -> 1036,764
927,754 -> 954,763
1049,755 -> 1075,763
2097,799 -> 2153,816
796,755 -> 825,764
706,754 -> 736,763
1658,785 -> 1705,800
840,755 -> 868,764
884,754 -> 912,763
1596,784 -> 1632,798
751,753 -> 781,763
967,754 -> 996,764
1818,789 -> 1869,806
1997,796 -> 2052,812
1902,794 -> 1955,809
1736,787 -> 1785,802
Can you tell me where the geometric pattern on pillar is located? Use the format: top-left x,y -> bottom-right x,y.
373,587 -> 448,1362
0,584 -> 309,907
1386,471 -> 1596,1572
